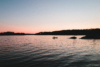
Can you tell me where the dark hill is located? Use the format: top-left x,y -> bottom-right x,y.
35,28 -> 100,35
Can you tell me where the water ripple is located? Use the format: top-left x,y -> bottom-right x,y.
0,35 -> 100,67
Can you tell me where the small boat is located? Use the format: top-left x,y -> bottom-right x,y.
53,37 -> 58,39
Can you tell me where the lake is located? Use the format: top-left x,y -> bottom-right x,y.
0,35 -> 100,67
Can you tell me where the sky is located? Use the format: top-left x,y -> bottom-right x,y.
0,0 -> 100,33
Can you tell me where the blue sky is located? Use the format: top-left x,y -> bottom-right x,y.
0,0 -> 100,33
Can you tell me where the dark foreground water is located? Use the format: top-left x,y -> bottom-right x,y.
0,35 -> 100,67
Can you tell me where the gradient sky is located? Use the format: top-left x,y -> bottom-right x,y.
0,0 -> 100,33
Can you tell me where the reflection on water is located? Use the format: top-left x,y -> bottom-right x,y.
0,35 -> 100,67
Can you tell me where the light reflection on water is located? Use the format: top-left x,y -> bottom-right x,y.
0,35 -> 100,67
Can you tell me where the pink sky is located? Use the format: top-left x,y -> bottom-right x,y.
0,0 -> 100,34
0,23 -> 36,34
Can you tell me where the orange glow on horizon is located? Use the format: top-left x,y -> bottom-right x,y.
0,23 -> 37,34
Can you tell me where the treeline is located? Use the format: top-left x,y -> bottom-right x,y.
35,28 -> 100,35
0,32 -> 25,35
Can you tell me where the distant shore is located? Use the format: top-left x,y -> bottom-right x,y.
35,28 -> 100,39
0,32 -> 34,36
1,28 -> 100,39
35,28 -> 100,35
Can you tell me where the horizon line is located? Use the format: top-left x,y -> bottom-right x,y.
0,28 -> 100,34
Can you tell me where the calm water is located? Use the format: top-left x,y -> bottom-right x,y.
0,35 -> 100,67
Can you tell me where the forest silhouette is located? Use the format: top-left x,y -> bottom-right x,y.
35,28 -> 100,35
35,28 -> 100,39
0,28 -> 100,39
0,32 -> 33,35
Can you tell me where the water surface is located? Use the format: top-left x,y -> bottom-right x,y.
0,35 -> 100,67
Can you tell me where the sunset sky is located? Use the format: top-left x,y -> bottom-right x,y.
0,0 -> 100,33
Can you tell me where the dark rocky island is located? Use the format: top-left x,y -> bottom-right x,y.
81,34 -> 100,39
53,37 -> 58,39
70,37 -> 77,39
